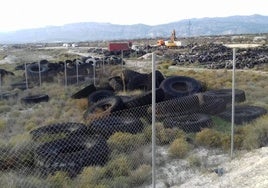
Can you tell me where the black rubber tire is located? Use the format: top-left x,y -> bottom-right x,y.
163,113 -> 213,132
199,97 -> 227,115
88,89 -> 115,105
30,122 -> 88,140
153,95 -> 201,120
121,69 -> 143,85
108,76 -> 123,91
218,105 -> 267,125
64,75 -> 85,85
203,89 -> 246,104
10,82 -> 31,90
21,94 -> 49,104
147,70 -> 165,90
90,115 -> 144,138
159,76 -> 202,100
27,63 -> 49,81
35,135 -> 109,177
124,88 -> 165,109
71,84 -> 96,99
84,96 -> 124,121
0,92 -> 18,100
126,73 -> 149,91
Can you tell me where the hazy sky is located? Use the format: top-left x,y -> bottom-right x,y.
0,0 -> 267,32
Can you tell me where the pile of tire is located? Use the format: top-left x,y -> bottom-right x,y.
218,105 -> 267,125
26,63 -> 49,82
30,122 -> 109,177
0,91 -> 18,100
20,94 -> 49,104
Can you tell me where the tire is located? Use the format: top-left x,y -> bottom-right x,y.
218,105 -> 267,125
84,96 -> 124,121
203,89 -> 246,104
35,135 -> 109,177
124,88 -> 165,109
10,82 -> 31,90
21,94 -> 49,104
90,115 -> 144,138
108,76 -> 123,91
71,84 -> 96,99
30,122 -> 88,140
199,97 -> 227,115
121,69 -> 142,85
163,113 -> 213,132
27,63 -> 49,82
153,94 -> 200,120
159,76 -> 202,100
147,70 -> 165,90
126,73 -> 149,91
0,92 -> 18,100
63,75 -> 85,85
88,89 -> 115,105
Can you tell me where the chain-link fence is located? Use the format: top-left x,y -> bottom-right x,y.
0,51 -> 267,187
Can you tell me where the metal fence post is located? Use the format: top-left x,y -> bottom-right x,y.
93,61 -> 96,86
64,61 -> 67,89
0,73 -> 2,100
76,61 -> 79,85
24,62 -> 28,90
38,61 -> 42,87
152,52 -> 156,188
231,48 -> 236,159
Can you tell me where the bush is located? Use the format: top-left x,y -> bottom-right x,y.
168,138 -> 190,158
47,171 -> 72,188
187,155 -> 202,168
195,128 -> 222,148
241,116 -> 268,150
78,166 -> 107,188
221,127 -> 245,151
105,155 -> 131,178
0,119 -> 7,132
0,105 -> 11,114
129,164 -> 151,186
143,123 -> 186,145
108,132 -> 146,153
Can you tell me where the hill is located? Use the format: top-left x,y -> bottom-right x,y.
0,14 -> 268,44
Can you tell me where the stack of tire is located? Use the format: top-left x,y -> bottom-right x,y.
27,62 -> 49,83
30,122 -> 109,177
200,88 -> 267,125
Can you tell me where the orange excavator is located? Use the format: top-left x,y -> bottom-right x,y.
157,29 -> 179,48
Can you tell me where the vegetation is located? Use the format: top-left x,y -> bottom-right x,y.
0,38 -> 267,187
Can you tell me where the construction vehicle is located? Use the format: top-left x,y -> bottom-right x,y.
157,29 -> 182,48
157,39 -> 165,46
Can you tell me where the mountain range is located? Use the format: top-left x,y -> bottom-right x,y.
0,14 -> 268,44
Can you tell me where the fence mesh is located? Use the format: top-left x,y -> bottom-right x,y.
0,58 -> 267,187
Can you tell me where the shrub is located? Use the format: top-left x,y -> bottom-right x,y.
47,171 -> 72,188
108,132 -> 146,153
241,116 -> 268,150
195,128 -> 222,148
221,133 -> 244,151
129,164 -> 151,186
187,155 -> 202,168
143,123 -> 186,145
78,166 -> 107,188
0,105 -> 11,114
168,138 -> 190,158
75,98 -> 88,111
0,119 -> 7,132
105,154 -> 131,178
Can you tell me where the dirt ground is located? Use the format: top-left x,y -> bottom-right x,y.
146,146 -> 268,188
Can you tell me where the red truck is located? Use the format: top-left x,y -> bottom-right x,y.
108,42 -> 132,52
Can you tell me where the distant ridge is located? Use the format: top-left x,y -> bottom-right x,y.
0,14 -> 268,44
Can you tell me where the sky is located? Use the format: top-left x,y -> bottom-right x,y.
0,0 -> 267,32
